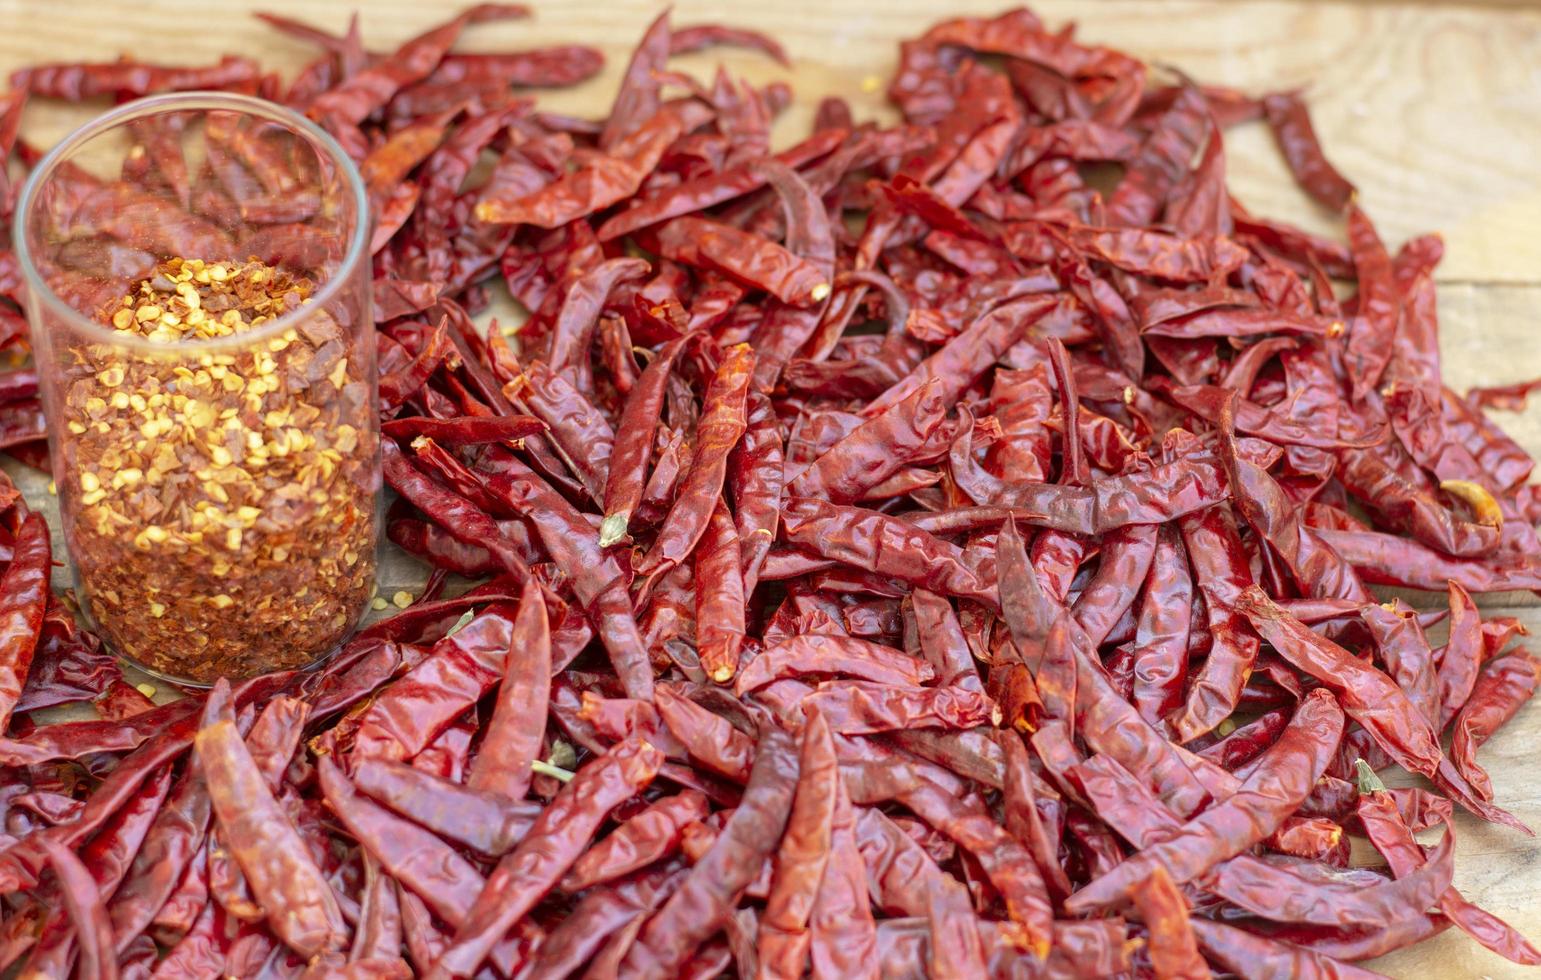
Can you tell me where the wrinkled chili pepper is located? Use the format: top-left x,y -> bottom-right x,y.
195,680 -> 346,958
465,580 -> 550,801
0,513 -> 50,734
636,343 -> 756,584
1263,91 -> 1356,212
1449,651 -> 1541,801
1066,687 -> 1344,913
620,722 -> 798,978
428,738 -> 662,977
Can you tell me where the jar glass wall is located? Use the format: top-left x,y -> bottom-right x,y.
15,92 -> 378,685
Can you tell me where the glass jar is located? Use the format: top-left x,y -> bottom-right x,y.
15,92 -> 379,685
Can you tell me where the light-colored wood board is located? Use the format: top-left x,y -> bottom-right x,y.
0,2 -> 1539,977
2,0 -> 1541,282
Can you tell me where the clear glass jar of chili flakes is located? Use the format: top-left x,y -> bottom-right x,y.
15,93 -> 379,685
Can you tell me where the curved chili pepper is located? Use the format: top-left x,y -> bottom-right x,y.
1071,523 -> 1158,646
1108,85 -> 1209,227
865,295 -> 1057,416
1066,687 -> 1344,913
636,344 -> 756,584
0,512 -> 51,734
1362,599 -> 1440,729
315,754 -> 523,980
1262,91 -> 1356,212
1343,205 -> 1400,401
351,758 -> 538,857
756,711 -> 838,978
652,217 -> 828,308
430,737 -> 663,977
620,723 -> 798,979
1449,651 -> 1541,801
1219,404 -> 1370,602
107,756 -> 212,952
1236,587 -> 1447,786
563,792 -> 706,893
465,580 -> 550,801
546,256 -> 650,384
1357,765 -> 1541,965
735,634 -> 934,695
1128,524 -> 1193,730
195,681 -> 346,958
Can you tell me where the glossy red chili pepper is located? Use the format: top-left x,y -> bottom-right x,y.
1067,687 -> 1344,913
0,513 -> 51,734
349,603 -> 522,762
619,724 -> 797,979
1263,91 -> 1356,212
635,344 -> 756,585
465,580 -> 550,801
431,737 -> 663,977
1449,650 -> 1541,801
196,681 -> 346,959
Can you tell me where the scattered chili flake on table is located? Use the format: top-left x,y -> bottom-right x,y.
0,5 -> 1538,979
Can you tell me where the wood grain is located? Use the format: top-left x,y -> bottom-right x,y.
1,1 -> 1539,976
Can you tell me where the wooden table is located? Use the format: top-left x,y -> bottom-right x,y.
3,2 -> 1540,976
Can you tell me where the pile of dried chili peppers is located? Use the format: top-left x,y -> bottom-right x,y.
1,5 -> 1540,978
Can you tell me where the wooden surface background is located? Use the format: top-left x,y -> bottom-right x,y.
1,1 -> 1540,976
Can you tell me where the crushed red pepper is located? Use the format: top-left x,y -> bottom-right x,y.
61,257 -> 376,683
0,5 -> 1537,979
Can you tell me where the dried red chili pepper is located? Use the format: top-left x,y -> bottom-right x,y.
653,685 -> 755,784
465,580 -> 550,801
619,723 -> 798,978
195,681 -> 345,958
735,634 -> 933,695
352,758 -> 538,857
756,711 -> 838,978
694,502 -> 747,683
349,603 -> 522,762
1357,763 -> 1541,965
1263,91 -> 1356,212
1449,651 -> 1541,801
563,791 -> 706,893
431,737 -> 663,977
1235,588 -> 1454,793
1067,688 -> 1344,912
635,344 -> 755,585
0,513 -> 50,734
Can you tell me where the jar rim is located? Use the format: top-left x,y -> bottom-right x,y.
12,91 -> 372,356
